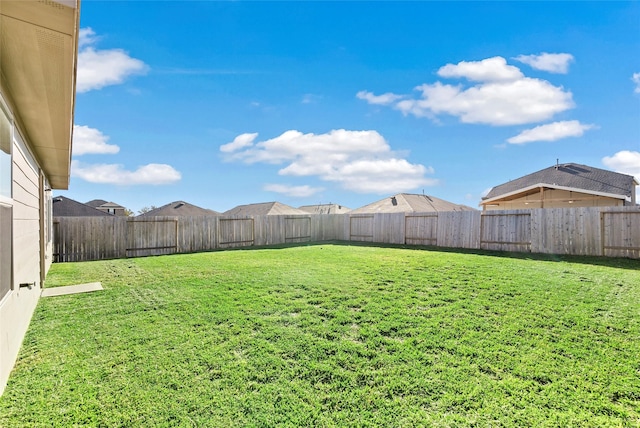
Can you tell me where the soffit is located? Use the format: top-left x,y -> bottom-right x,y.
480,183 -> 628,205
0,0 -> 79,189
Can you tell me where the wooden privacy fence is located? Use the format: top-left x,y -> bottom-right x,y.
53,206 -> 640,262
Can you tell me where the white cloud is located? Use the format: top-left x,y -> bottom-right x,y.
437,56 -> 523,82
72,125 -> 120,155
220,133 -> 258,153
78,27 -> 100,48
71,160 -> 181,185
399,79 -> 572,126
507,120 -> 595,144
356,90 -> 403,105
77,28 -> 148,93
329,158 -> 437,193
221,129 -> 437,194
602,150 -> 640,180
633,73 -> 640,94
359,56 -> 574,126
602,150 -> 640,201
514,53 -> 574,74
263,184 -> 324,197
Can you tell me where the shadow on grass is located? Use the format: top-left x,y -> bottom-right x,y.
220,239 -> 640,271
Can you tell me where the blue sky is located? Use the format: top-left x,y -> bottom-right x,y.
64,1 -> 640,214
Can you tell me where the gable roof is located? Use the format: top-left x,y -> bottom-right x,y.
483,163 -> 638,203
223,202 -> 308,216
85,199 -> 109,208
351,193 -> 476,214
53,196 -> 113,217
137,201 -> 220,217
86,199 -> 126,210
298,204 -> 351,214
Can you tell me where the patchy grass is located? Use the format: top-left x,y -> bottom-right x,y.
1,244 -> 639,427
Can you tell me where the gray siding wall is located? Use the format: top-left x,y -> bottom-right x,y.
0,114 -> 45,395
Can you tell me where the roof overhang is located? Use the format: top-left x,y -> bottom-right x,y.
480,182 -> 629,206
0,0 -> 80,189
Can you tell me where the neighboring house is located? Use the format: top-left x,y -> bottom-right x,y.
53,196 -> 113,217
480,163 -> 639,211
137,201 -> 220,217
0,0 -> 80,394
86,199 -> 127,216
224,201 -> 308,216
350,193 -> 476,214
298,203 -> 351,214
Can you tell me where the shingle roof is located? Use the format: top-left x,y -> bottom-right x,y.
484,163 -> 637,201
351,193 -> 476,214
137,201 -> 220,217
53,196 -> 113,217
85,199 -> 109,208
86,200 -> 125,210
298,204 -> 351,214
223,202 -> 308,216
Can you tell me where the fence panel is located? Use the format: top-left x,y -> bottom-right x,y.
310,214 -> 328,242
349,215 -> 374,242
405,214 -> 438,246
285,216 -> 311,243
54,217 -> 127,262
480,211 -> 531,252
253,215 -> 283,246
437,211 -> 481,249
373,213 -> 405,244
602,209 -> 640,258
218,218 -> 254,248
178,216 -> 218,253
127,218 -> 178,257
531,207 -> 602,256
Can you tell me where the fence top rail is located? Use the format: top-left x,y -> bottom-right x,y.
405,214 -> 438,218
53,205 -> 639,222
601,211 -> 640,215
128,218 -> 178,223
482,212 -> 531,217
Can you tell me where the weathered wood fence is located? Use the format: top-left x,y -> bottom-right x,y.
53,206 -> 640,262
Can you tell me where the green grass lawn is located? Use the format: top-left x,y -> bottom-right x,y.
1,244 -> 639,427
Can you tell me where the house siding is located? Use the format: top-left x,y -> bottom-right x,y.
0,94 -> 48,395
484,188 -> 625,211
12,131 -> 41,287
0,0 -> 78,396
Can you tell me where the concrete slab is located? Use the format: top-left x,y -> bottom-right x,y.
41,282 -> 103,297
